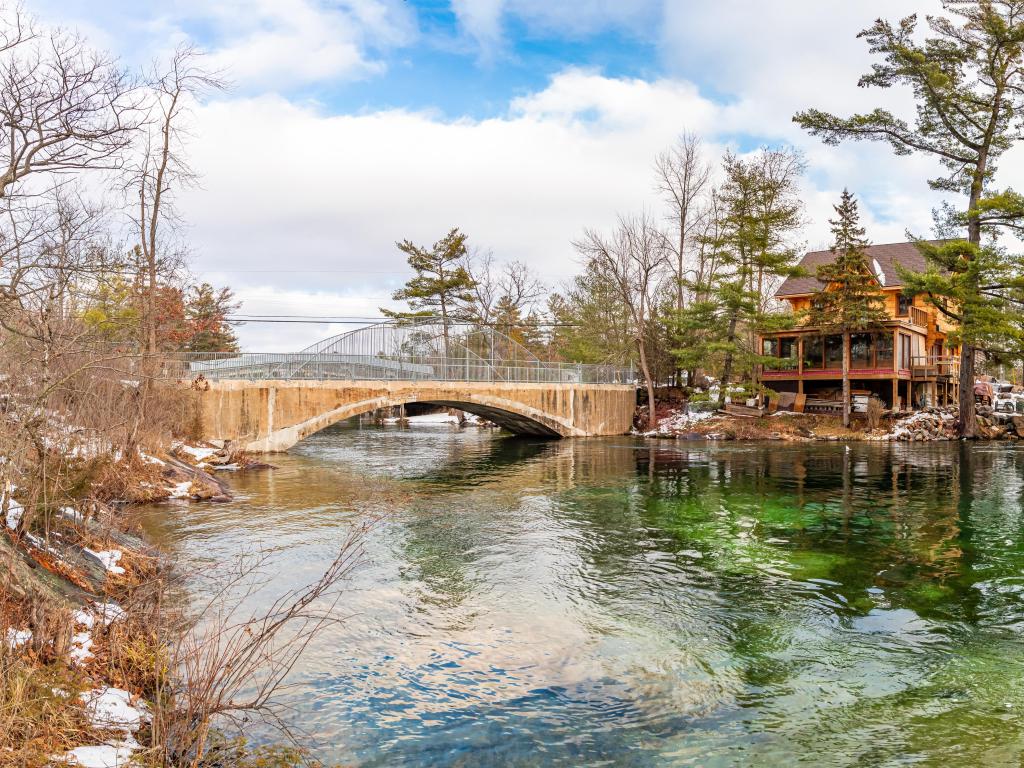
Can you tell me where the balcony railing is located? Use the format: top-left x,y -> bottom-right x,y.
910,355 -> 960,380
908,306 -> 930,328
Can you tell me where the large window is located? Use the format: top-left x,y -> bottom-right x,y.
803,336 -> 823,370
825,335 -> 844,369
876,332 -> 894,369
850,333 -> 872,368
763,338 -> 778,357
779,337 -> 797,361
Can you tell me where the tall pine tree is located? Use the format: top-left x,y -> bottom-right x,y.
805,190 -> 888,427
795,1 -> 1024,437
382,228 -> 477,356
673,148 -> 805,405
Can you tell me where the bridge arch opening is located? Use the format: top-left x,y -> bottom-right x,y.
246,391 -> 574,452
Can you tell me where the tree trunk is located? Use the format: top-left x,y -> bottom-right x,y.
958,346 -> 976,438
718,313 -> 739,408
842,332 -> 851,429
638,337 -> 657,431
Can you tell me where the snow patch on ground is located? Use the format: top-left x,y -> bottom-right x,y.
168,481 -> 193,499
70,631 -> 93,664
139,452 -> 165,466
64,688 -> 149,766
644,408 -> 717,436
80,687 -> 149,731
4,481 -> 23,530
174,443 -> 218,461
64,738 -> 140,767
83,548 -> 125,575
74,601 -> 125,630
59,506 -> 84,522
6,627 -> 31,649
94,602 -> 126,626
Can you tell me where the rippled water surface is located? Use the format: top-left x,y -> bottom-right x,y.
141,423 -> 1024,766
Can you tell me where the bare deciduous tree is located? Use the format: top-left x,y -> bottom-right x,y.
653,132 -> 711,317
151,522 -> 371,767
464,248 -> 545,325
575,213 -> 669,430
125,44 -> 225,356
0,14 -> 141,199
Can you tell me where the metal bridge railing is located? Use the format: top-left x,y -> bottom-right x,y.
169,352 -> 635,385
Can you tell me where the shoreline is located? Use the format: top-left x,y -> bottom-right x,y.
1,441 -> 275,767
636,406 -> 1024,443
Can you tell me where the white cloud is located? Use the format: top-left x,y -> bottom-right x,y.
181,71 -> 722,349
35,0 -> 415,90
450,0 -> 505,51
200,0 -> 414,89
181,63 -> 964,351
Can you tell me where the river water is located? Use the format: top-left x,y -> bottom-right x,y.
141,423 -> 1024,766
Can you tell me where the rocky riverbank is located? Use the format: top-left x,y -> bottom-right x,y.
1,441 -> 271,766
639,405 -> 1024,443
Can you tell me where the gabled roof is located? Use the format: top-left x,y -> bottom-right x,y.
775,241 -> 943,298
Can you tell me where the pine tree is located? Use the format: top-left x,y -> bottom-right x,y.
382,228 -> 476,356
804,190 -> 888,427
677,148 -> 805,405
184,283 -> 241,354
795,1 -> 1024,437
82,275 -> 141,344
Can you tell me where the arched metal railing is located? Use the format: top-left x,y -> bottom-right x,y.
175,320 -> 634,385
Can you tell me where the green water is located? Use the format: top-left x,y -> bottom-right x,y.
141,425 -> 1024,766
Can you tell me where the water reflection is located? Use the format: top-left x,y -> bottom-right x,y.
140,424 -> 1024,766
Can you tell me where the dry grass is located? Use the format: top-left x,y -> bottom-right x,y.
0,650 -> 92,767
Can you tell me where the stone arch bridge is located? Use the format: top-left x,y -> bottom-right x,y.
181,321 -> 636,452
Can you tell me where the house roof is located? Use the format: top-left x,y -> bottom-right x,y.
775,241 -> 942,298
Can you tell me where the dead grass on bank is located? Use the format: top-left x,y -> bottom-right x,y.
0,649 -> 93,767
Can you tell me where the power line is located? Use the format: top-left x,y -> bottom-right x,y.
225,315 -> 579,327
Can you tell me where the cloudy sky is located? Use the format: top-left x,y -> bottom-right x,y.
38,0 -> 996,349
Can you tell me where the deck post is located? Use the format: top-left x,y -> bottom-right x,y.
892,379 -> 899,410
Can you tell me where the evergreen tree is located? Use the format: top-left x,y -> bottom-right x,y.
382,227 -> 476,356
82,275 -> 141,344
804,190 -> 888,427
184,283 -> 241,354
795,1 -> 1024,436
547,261 -> 633,365
675,148 -> 805,405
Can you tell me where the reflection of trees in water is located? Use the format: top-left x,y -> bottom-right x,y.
390,438 -> 1024,633
631,444 -> 1024,621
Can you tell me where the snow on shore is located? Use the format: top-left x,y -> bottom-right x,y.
4,481 -> 23,529
173,443 -> 219,461
6,627 -> 31,649
83,548 -> 125,575
383,411 -> 482,425
641,408 -> 718,436
63,687 -> 150,767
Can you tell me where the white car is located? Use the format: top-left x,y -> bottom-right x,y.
994,391 -> 1021,414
